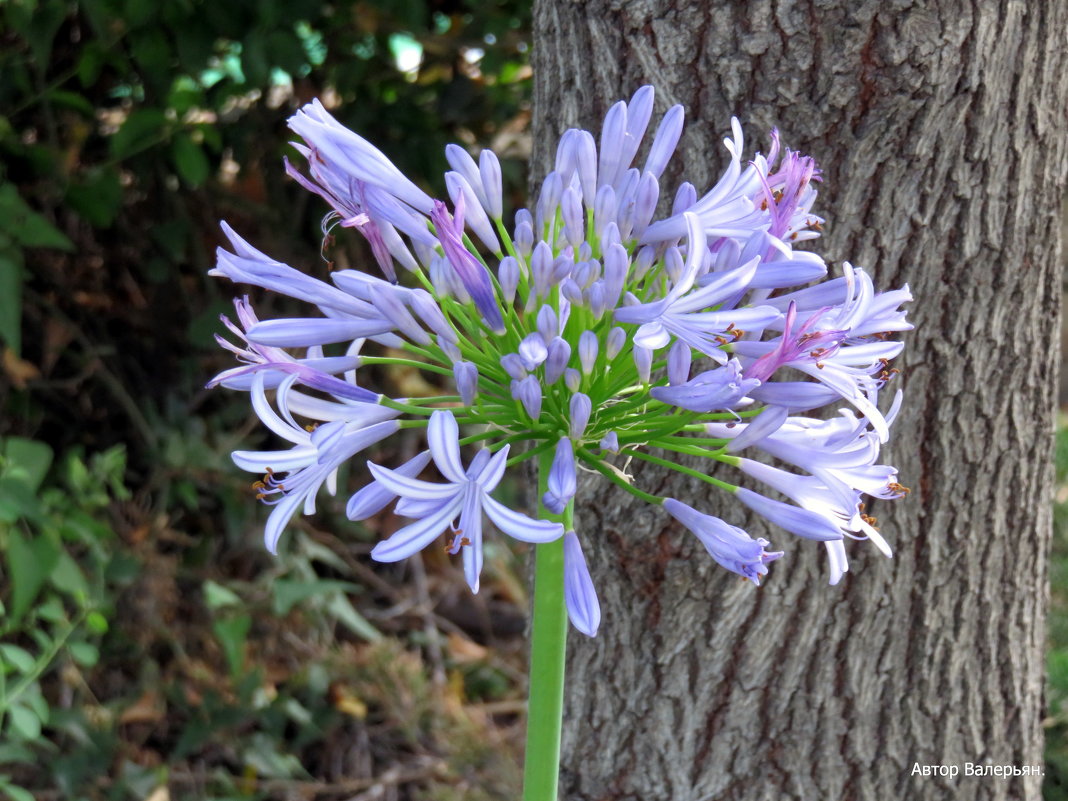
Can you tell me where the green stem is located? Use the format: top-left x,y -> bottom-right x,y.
522,450 -> 570,801
623,449 -> 737,492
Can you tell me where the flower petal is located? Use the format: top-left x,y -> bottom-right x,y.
482,495 -> 564,543
428,409 -> 467,483
370,495 -> 463,562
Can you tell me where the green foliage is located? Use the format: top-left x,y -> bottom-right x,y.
0,437 -> 126,799
1047,421 -> 1068,799
0,0 -> 532,797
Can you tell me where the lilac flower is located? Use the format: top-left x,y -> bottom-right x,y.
664,499 -> 782,585
212,87 -> 913,636
233,374 -> 400,553
368,411 -> 564,591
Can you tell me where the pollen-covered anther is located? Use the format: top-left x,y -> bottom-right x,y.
861,513 -> 879,528
305,423 -> 320,432
888,482 -> 911,495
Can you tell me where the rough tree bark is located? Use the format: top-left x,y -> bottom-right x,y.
531,2 -> 1068,799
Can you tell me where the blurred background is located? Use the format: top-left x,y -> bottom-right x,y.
3,2 -> 1068,800
0,2 -> 535,799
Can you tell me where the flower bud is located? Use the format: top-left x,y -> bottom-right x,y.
500,353 -> 527,380
445,171 -> 499,252
599,431 -> 620,453
454,361 -> 479,405
499,256 -> 520,304
479,148 -> 503,219
545,337 -> 571,385
564,368 -> 581,392
643,104 -> 684,178
569,393 -> 592,439
606,326 -> 626,359
543,438 -> 576,514
537,305 -> 559,343
516,375 -> 543,420
673,181 -> 697,214
561,186 -> 585,248
634,345 -> 652,383
409,288 -> 457,344
667,339 -> 691,385
594,184 -> 617,239
579,331 -> 599,374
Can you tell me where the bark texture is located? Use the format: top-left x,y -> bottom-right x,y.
531,2 -> 1068,799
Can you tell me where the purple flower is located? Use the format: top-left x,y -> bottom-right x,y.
367,411 -> 564,591
430,197 -> 506,334
664,498 -> 782,585
564,531 -> 601,636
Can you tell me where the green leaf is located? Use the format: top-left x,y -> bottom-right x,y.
67,642 -> 98,668
0,477 -> 43,524
7,706 -> 40,741
0,646 -> 35,675
0,185 -> 73,251
270,579 -> 357,616
109,109 -> 168,160
48,551 -> 89,605
0,780 -> 37,801
203,580 -> 241,610
170,133 -> 210,186
325,594 -> 382,643
0,253 -> 23,355
5,531 -> 60,621
65,167 -> 122,229
85,612 -> 108,634
212,614 -> 250,677
3,438 -> 53,493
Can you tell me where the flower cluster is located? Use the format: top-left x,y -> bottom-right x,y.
210,86 -> 911,638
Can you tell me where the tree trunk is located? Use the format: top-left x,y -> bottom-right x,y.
531,2 -> 1068,799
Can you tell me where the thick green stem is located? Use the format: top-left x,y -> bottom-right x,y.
522,450 -> 570,801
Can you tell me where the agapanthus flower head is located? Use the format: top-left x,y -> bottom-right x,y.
211,85 -> 912,635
